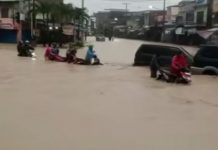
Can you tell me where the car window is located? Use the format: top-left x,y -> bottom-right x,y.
159,47 -> 180,56
139,45 -> 180,56
201,47 -> 218,59
139,45 -> 156,54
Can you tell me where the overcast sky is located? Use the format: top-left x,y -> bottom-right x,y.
64,0 -> 182,14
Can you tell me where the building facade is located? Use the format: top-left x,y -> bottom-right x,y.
167,5 -> 179,23
144,10 -> 166,27
213,0 -> 218,26
0,0 -> 20,29
37,0 -> 63,4
177,0 -> 196,25
126,11 -> 145,29
194,0 -> 208,26
95,10 -> 127,33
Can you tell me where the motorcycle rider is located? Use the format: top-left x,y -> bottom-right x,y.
171,51 -> 189,76
44,43 -> 65,62
66,43 -> 78,63
51,43 -> 60,55
23,40 -> 34,57
85,45 -> 97,64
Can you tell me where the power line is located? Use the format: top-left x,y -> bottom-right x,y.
122,2 -> 130,11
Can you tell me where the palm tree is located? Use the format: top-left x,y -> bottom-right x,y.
73,7 -> 89,23
35,1 -> 52,25
27,0 -> 52,28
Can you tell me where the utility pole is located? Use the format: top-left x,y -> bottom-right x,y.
17,0 -> 23,42
81,0 -> 85,41
82,0 -> 84,9
31,0 -> 35,38
123,2 -> 130,19
162,0 -> 166,41
123,2 -> 130,36
163,0 -> 166,26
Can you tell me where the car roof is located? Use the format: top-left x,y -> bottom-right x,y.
200,44 -> 218,48
139,44 -> 193,59
140,44 -> 183,50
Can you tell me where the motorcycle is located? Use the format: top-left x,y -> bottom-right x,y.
177,70 -> 192,84
28,49 -> 36,58
157,67 -> 192,84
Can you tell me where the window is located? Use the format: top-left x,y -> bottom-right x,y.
186,12 -> 194,24
201,47 -> 218,59
139,45 -> 155,54
214,12 -> 218,24
197,11 -> 204,24
1,8 -> 9,18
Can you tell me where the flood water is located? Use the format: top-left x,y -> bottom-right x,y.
0,38 -> 218,150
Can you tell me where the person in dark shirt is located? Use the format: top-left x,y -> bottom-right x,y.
23,40 -> 34,57
66,43 -> 77,63
150,54 -> 160,78
17,41 -> 24,56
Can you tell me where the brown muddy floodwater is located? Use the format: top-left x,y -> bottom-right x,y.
0,38 -> 218,150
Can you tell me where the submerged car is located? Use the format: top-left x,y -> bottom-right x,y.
192,45 -> 218,75
134,44 -> 193,67
96,34 -> 105,41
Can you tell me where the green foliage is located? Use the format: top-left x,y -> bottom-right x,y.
28,0 -> 89,24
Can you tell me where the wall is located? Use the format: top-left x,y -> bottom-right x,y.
178,1 -> 196,24
167,6 -> 179,22
0,29 -> 31,43
144,10 -> 165,26
0,1 -> 19,18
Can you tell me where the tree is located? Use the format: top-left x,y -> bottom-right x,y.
27,0 -> 52,28
73,7 -> 89,23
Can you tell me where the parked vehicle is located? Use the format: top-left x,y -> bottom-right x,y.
96,34 -> 106,41
144,26 -> 162,42
196,28 -> 218,45
171,25 -> 206,45
134,44 -> 193,67
192,45 -> 218,75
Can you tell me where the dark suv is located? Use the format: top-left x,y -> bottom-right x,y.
134,44 -> 193,67
192,45 -> 218,75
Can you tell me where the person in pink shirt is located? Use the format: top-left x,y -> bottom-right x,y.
44,43 -> 65,62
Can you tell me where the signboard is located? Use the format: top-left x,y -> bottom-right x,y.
0,18 -> 15,30
62,24 -> 74,35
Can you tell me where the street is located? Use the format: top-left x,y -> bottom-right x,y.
0,38 -> 218,150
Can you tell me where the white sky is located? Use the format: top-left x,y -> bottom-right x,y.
64,0 -> 182,14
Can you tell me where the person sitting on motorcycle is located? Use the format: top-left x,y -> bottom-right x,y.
66,43 -> 77,63
85,45 -> 95,64
85,45 -> 101,65
171,51 -> 188,76
44,43 -> 65,62
51,43 -> 60,55
44,44 -> 53,60
23,40 -> 34,57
